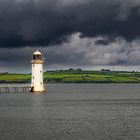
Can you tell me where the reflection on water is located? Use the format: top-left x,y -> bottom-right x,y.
31,94 -> 45,135
0,84 -> 140,140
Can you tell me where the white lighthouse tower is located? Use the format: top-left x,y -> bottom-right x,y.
30,50 -> 45,92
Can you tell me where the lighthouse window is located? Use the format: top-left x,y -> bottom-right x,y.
40,82 -> 42,85
33,76 -> 34,79
33,55 -> 41,60
37,55 -> 41,59
33,65 -> 34,67
40,71 -> 42,73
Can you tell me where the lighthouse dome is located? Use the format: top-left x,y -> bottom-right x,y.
33,50 -> 41,55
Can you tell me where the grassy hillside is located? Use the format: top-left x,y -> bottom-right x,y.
0,73 -> 30,83
44,69 -> 140,83
1,69 -> 140,83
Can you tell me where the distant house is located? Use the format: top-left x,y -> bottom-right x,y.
101,69 -> 111,72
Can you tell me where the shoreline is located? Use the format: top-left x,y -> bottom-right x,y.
1,70 -> 140,83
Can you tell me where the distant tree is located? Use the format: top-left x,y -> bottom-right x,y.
77,68 -> 82,71
69,68 -> 74,71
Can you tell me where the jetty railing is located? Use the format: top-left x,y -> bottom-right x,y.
0,84 -> 31,93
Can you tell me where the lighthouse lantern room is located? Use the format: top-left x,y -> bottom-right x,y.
30,50 -> 45,92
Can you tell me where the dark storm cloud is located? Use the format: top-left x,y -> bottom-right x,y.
43,34 -> 140,67
0,0 -> 140,47
1,34 -> 140,72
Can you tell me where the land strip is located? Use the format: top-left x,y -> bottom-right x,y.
1,69 -> 140,83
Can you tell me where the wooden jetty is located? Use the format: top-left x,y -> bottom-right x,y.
0,84 -> 31,93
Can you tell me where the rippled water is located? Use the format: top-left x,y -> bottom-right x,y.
0,84 -> 140,140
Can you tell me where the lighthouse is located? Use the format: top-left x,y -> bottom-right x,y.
30,50 -> 45,92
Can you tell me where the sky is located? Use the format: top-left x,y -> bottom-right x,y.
1,0 -> 140,73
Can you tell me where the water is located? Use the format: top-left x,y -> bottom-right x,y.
0,84 -> 140,140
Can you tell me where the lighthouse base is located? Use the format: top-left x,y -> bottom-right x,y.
30,85 -> 45,93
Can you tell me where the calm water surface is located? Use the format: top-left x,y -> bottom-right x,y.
0,84 -> 140,140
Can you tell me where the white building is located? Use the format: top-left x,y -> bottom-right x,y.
30,50 -> 45,92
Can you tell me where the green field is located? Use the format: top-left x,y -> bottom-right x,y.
0,74 -> 30,83
44,70 -> 140,83
1,69 -> 140,83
